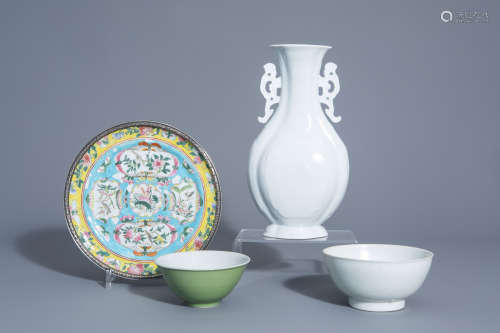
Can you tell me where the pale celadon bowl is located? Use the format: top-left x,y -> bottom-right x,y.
323,244 -> 433,312
155,250 -> 250,308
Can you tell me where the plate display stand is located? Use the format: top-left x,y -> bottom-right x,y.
232,229 -> 357,273
105,269 -> 116,289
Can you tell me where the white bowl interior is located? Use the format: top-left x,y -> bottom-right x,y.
155,251 -> 250,271
323,244 -> 433,263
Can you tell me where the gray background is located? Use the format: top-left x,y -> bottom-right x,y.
1,0 -> 499,332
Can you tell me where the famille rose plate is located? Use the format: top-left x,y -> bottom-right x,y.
64,121 -> 221,279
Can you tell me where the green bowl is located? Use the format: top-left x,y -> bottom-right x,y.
155,250 -> 251,308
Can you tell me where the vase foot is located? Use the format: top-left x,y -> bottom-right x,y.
263,224 -> 328,239
186,301 -> 220,308
348,298 -> 405,312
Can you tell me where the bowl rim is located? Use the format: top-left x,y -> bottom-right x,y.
322,244 -> 434,264
154,250 -> 251,272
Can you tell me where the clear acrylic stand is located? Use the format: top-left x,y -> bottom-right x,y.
232,229 -> 357,273
232,229 -> 357,252
105,269 -> 116,289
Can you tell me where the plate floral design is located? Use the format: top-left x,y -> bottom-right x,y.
87,179 -> 122,223
114,218 -> 177,257
64,121 -> 221,279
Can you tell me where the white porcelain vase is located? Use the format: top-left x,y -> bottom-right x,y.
249,44 -> 349,239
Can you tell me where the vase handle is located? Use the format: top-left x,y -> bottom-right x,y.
259,63 -> 281,123
319,62 -> 341,123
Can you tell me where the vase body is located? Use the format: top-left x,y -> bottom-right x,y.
249,44 -> 349,239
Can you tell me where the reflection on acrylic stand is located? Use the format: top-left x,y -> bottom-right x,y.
232,229 -> 357,273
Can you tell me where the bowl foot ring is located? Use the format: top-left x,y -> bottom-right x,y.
348,298 -> 405,312
187,301 -> 220,308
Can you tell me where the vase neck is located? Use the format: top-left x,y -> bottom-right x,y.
276,45 -> 329,110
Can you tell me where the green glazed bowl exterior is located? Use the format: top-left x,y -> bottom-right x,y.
155,251 -> 250,308
158,265 -> 247,308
